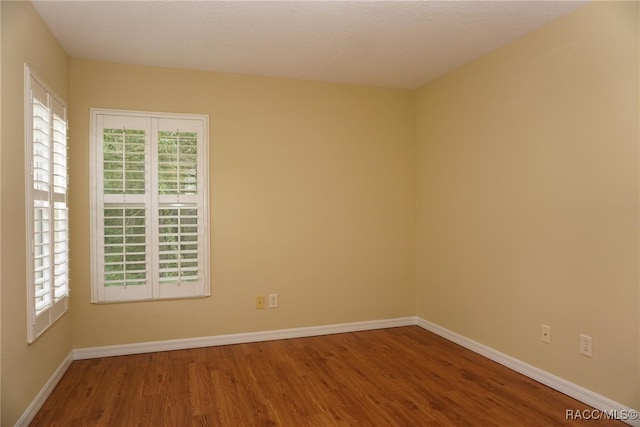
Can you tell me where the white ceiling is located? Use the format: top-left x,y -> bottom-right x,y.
32,1 -> 586,89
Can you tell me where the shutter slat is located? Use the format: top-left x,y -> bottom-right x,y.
158,203 -> 199,285
102,205 -> 147,287
158,130 -> 198,195
103,128 -> 146,195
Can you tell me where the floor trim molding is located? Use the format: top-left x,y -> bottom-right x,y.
73,316 -> 416,360
416,317 -> 639,427
14,351 -> 73,427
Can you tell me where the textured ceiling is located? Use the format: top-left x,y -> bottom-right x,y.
32,1 -> 586,89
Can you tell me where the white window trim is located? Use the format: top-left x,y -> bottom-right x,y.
90,108 -> 210,303
25,65 -> 69,343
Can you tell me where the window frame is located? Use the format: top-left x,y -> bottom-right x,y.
89,108 -> 210,303
25,65 -> 69,343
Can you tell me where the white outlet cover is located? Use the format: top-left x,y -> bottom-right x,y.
269,293 -> 278,308
580,334 -> 593,358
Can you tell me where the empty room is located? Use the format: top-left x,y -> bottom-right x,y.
1,0 -> 638,425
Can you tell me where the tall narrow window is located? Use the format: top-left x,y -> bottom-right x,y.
90,109 -> 209,303
25,66 -> 69,343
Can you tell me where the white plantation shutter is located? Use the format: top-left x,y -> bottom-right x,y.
33,204 -> 51,313
91,110 -> 209,303
32,81 -> 52,318
158,206 -> 199,285
51,98 -> 69,315
103,207 -> 147,286
95,115 -> 152,302
26,67 -> 69,343
155,118 -> 206,299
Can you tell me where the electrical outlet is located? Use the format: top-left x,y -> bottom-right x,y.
541,324 -> 551,344
580,334 -> 592,357
256,295 -> 265,309
268,293 -> 278,308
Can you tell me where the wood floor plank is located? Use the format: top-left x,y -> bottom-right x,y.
30,327 -> 627,426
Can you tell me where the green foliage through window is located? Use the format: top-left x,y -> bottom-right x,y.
158,131 -> 198,195
158,206 -> 199,285
103,128 -> 146,194
103,206 -> 146,287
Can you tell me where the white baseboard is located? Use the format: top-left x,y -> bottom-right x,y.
14,351 -> 73,427
416,317 -> 639,427
73,316 -> 416,360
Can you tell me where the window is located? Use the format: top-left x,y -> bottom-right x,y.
25,66 -> 69,343
90,109 -> 210,303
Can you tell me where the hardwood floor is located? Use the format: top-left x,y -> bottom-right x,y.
31,326 -> 626,426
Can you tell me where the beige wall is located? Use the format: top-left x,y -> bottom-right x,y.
69,60 -> 416,348
0,1 -> 72,425
415,1 -> 639,409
